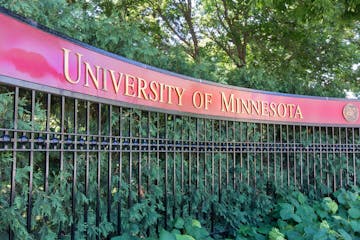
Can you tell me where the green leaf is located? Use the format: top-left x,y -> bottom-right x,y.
323,197 -> 338,214
304,225 -> 318,235
316,208 -> 329,219
269,228 -> 285,240
350,220 -> 360,232
175,234 -> 196,240
291,214 -> 302,223
286,230 -> 303,239
320,220 -> 330,229
296,205 -> 316,223
296,192 -> 307,205
174,217 -> 185,229
313,228 -> 329,240
338,229 -> 352,240
191,219 -> 201,228
172,229 -> 181,235
160,229 -> 176,240
111,233 -> 137,240
279,203 -> 294,220
336,191 -> 348,205
348,207 -> 360,219
186,226 -> 210,240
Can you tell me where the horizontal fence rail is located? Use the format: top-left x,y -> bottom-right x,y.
2,134 -> 360,153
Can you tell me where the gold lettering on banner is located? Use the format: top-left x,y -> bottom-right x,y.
159,83 -> 165,103
149,81 -> 159,101
269,102 -> 277,117
193,91 -> 213,110
137,77 -> 148,100
109,70 -> 124,94
62,48 -> 305,120
205,93 -> 212,110
62,47 -> 187,107
242,99 -> 251,114
175,87 -> 184,106
192,91 -> 203,109
295,106 -> 303,119
62,48 -> 83,84
84,62 -> 100,89
221,92 -> 234,112
124,74 -> 136,97
262,101 -> 269,116
220,92 -> 303,119
102,68 -> 108,91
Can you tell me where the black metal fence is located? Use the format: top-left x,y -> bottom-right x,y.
0,81 -> 359,239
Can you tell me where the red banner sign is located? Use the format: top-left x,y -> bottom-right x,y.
0,11 -> 359,126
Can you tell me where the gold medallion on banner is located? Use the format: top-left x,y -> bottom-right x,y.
343,103 -> 359,122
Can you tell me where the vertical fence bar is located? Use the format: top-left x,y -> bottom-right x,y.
27,90 -> 35,232
196,118 -> 200,190
325,127 -> 329,191
204,119 -> 208,191
320,126 -> 323,190
287,125 -> 291,187
339,127 -> 342,188
180,116 -> 184,217
292,125 -> 296,188
58,96 -> 65,238
71,98 -> 78,239
299,126 -> 303,189
9,87 -> 19,240
253,123 -> 257,187
211,119 -> 215,232
259,123 -> 263,182
137,112 -> 142,204
156,112 -> 160,233
312,126 -> 316,190
147,111 -> 151,213
172,115 -> 176,220
352,128 -> 356,186
188,117 -> 192,216
325,126 -> 329,194
44,93 -> 51,193
108,105 -> 112,226
306,126 -> 310,191
233,121 -> 236,189
84,101 -> 90,237
279,125 -> 283,187
225,121 -> 229,187
247,123 -> 250,185
332,127 -> 336,192
60,96 -> 65,172
164,113 -> 168,228
128,109 -> 133,211
273,124 -> 277,184
219,121 -> 223,200
137,111 -> 142,204
117,107 -> 123,235
266,124 -> 270,181
96,103 -> 101,239
345,127 -> 349,187
240,122 -> 244,183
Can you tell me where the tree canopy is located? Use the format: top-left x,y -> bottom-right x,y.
1,0 -> 359,98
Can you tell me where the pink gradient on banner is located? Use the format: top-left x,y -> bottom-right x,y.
0,12 -> 359,125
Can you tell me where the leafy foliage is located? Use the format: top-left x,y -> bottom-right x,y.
109,188 -> 360,239
233,188 -> 360,240
0,0 -> 359,97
